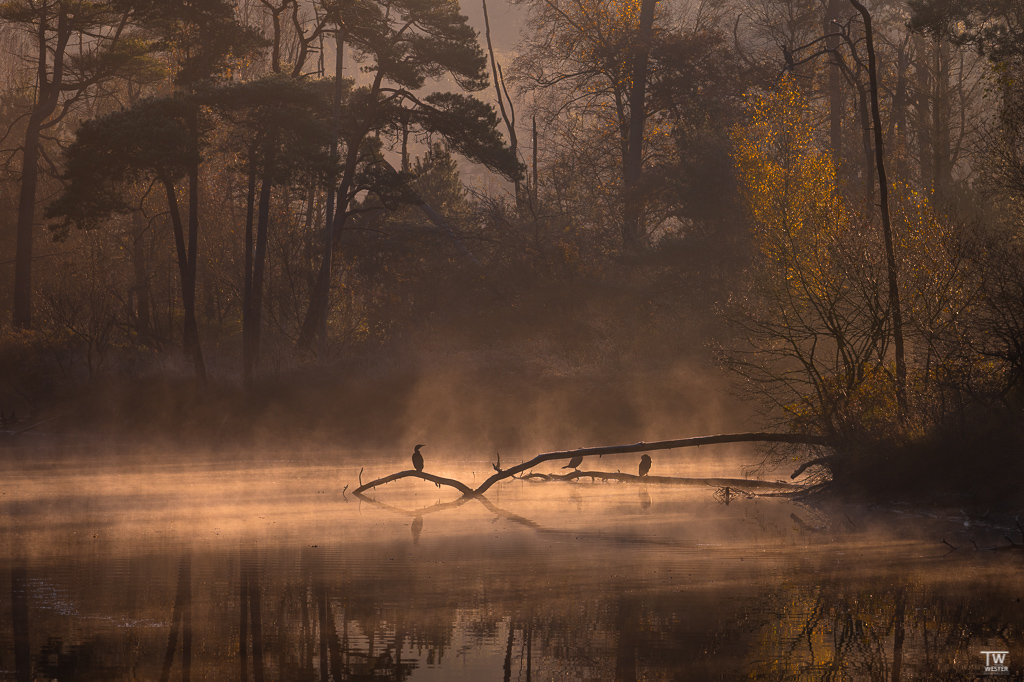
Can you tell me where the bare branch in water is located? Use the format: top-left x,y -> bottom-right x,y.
350,433 -> 823,497
474,432 -> 827,495
354,469 -> 475,495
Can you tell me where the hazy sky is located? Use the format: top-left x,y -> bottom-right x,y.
459,0 -> 526,58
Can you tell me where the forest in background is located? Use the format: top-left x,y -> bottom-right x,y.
1,0 -> 1022,503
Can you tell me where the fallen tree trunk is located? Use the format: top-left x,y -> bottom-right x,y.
535,470 -> 803,490
350,432 -> 827,497
474,432 -> 828,495
790,456 -> 837,479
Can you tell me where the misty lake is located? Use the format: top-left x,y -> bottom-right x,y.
1,444 -> 1021,680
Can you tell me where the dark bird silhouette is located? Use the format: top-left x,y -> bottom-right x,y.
412,444 -> 425,472
638,454 -> 652,477
563,454 -> 583,470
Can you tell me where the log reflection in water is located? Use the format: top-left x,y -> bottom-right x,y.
353,489 -> 683,549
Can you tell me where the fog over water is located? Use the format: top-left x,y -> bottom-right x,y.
1,445 -> 1021,679
1,0 -> 1023,675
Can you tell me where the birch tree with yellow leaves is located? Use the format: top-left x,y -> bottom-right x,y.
727,76 -> 979,445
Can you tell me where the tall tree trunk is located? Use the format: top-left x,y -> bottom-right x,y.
130,211 -> 153,340
243,166 -> 257,389
183,107 -> 208,383
304,33 -> 345,350
13,118 -> 43,329
825,0 -> 844,158
300,132 -> 361,349
856,76 -> 876,205
162,175 -> 206,383
244,154 -> 275,390
932,37 -> 952,194
532,115 -> 539,206
913,34 -> 933,190
890,39 -> 911,178
851,0 -> 907,419
622,0 -> 657,252
483,0 -> 519,205
12,6 -> 71,328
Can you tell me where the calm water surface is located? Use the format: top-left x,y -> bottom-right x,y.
0,445 -> 1021,680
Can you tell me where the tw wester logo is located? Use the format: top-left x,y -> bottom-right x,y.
980,650 -> 1010,676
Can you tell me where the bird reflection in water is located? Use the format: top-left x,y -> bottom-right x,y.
411,515 -> 423,544
638,487 -> 652,509
569,486 -> 583,511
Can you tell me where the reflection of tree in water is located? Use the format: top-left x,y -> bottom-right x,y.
6,558 -> 1023,680
262,547 -> 437,681
161,553 -> 192,682
744,578 -> 1024,680
325,493 -> 1024,679
34,636 -> 127,680
4,505 -> 1023,679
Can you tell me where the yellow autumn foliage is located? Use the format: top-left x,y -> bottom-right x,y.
732,76 -> 851,300
728,76 -> 983,440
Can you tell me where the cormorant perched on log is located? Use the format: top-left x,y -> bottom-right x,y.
412,444 -> 425,472
638,454 -> 652,477
563,454 -> 583,470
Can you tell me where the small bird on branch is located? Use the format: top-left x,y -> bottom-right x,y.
563,454 -> 583,470
638,454 -> 652,477
412,444 -> 425,472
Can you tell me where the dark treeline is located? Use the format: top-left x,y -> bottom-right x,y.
1,0 -> 1022,500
